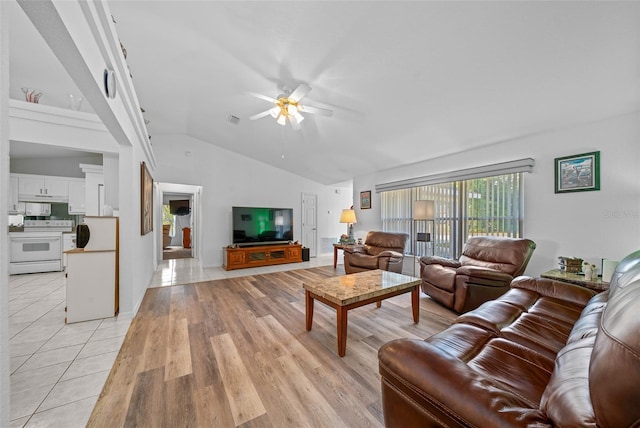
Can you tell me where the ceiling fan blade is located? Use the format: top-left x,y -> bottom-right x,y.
288,83 -> 311,102
247,92 -> 278,104
300,104 -> 333,117
249,109 -> 273,120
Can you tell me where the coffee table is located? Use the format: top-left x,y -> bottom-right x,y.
303,269 -> 420,357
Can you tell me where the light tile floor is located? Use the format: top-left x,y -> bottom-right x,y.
8,253 -> 334,427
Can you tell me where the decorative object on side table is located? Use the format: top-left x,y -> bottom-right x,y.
22,87 -> 42,103
360,190 -> 371,209
554,151 -> 600,193
558,256 -> 583,273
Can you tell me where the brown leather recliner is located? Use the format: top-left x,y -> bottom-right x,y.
420,236 -> 536,313
343,231 -> 409,274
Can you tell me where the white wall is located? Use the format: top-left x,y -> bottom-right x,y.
353,113 -> 640,276
151,134 -> 353,267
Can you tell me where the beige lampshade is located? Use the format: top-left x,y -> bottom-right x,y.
340,209 -> 357,224
413,200 -> 435,220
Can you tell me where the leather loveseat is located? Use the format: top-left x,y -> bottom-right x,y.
343,231 -> 409,274
379,249 -> 640,427
420,236 -> 536,313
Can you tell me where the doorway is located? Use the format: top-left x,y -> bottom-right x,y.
157,183 -> 202,263
302,193 -> 318,257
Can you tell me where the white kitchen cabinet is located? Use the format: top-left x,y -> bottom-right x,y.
68,180 -> 86,214
8,176 -> 25,214
65,217 -> 119,323
18,175 -> 69,202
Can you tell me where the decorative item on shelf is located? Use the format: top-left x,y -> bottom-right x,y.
22,87 -> 42,103
339,209 -> 357,240
357,238 -> 363,245
68,94 -> 83,111
558,256 -> 583,273
583,262 -> 597,281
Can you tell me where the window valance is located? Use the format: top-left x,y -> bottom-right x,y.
374,158 -> 534,193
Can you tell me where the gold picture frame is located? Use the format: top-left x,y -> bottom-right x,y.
140,161 -> 153,235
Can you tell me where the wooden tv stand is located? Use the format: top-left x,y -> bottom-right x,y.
224,243 -> 303,271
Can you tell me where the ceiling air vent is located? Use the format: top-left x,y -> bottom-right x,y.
227,115 -> 240,125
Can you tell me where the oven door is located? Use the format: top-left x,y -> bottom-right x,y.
10,234 -> 62,263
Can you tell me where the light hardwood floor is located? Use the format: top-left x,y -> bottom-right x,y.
88,266 -> 457,427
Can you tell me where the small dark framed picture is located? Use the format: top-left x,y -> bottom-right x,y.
554,151 -> 600,193
360,190 -> 371,209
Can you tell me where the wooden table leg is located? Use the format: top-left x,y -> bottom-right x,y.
411,286 -> 419,323
305,291 -> 314,331
336,306 -> 348,357
375,301 -> 381,308
333,246 -> 338,269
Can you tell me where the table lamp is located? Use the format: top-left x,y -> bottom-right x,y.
340,209 -> 357,241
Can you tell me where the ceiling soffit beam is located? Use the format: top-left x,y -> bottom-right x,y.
16,0 -> 156,169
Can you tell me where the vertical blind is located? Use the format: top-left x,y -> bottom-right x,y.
381,172 -> 524,259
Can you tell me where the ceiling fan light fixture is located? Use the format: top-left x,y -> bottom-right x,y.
276,114 -> 287,126
269,107 -> 280,118
292,110 -> 304,123
287,104 -> 298,115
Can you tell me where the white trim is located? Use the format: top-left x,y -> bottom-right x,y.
375,158 -> 535,192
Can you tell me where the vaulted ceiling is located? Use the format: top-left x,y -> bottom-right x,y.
9,1 -> 640,185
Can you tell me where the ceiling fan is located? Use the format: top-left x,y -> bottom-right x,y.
248,83 -> 333,130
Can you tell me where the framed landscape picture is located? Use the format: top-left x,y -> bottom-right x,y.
360,190 -> 371,209
140,161 -> 153,235
554,151 -> 600,193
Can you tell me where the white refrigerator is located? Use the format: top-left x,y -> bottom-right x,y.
65,216 -> 119,323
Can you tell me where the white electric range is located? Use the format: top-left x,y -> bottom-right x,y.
9,220 -> 74,274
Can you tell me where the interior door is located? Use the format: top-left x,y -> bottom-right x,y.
301,193 -> 317,257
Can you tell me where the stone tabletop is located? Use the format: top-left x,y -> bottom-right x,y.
541,269 -> 609,291
303,269 -> 421,306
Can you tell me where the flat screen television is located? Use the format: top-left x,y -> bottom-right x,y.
169,199 -> 190,216
232,206 -> 294,245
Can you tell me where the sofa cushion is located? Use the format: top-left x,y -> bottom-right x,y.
540,336 -> 597,427
458,236 -> 536,277
422,265 -> 457,292
347,253 -> 380,269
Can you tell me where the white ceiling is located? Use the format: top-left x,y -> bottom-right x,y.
9,1 -> 640,185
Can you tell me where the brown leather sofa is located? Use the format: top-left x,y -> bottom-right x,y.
343,231 -> 409,274
420,236 -> 536,313
378,249 -> 640,427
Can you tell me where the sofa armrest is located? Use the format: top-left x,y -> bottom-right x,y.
379,338 -> 551,427
343,245 -> 366,255
377,250 -> 403,259
457,265 -> 513,284
419,255 -> 461,269
511,276 -> 596,307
